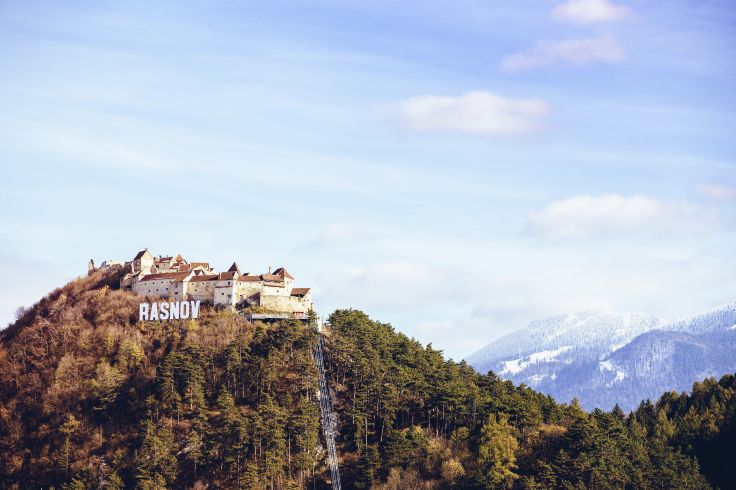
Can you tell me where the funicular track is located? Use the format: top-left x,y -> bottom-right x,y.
313,331 -> 342,490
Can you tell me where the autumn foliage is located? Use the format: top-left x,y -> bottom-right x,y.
0,269 -> 732,489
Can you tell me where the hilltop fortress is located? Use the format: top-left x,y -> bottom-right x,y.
91,249 -> 314,318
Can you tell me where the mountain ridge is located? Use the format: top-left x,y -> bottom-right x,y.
466,303 -> 736,411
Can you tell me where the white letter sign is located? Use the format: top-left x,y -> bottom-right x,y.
139,301 -> 201,322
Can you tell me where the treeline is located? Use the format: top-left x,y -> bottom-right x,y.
327,309 -> 732,489
0,269 -> 733,488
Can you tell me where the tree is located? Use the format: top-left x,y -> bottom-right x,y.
59,414 -> 81,474
135,419 -> 177,487
477,413 -> 519,489
89,361 -> 126,413
208,387 -> 246,484
440,457 -> 465,484
654,408 -> 676,445
354,444 -> 380,489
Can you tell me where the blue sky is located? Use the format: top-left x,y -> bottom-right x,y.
1,0 -> 734,359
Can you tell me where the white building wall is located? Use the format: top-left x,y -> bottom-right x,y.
214,280 -> 236,307
264,283 -> 290,296
170,280 -> 188,301
187,281 -> 216,302
133,278 -> 176,298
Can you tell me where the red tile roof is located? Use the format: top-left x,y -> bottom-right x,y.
261,274 -> 283,282
139,271 -> 190,282
218,271 -> 237,281
273,267 -> 294,279
239,275 -> 262,282
189,274 -> 218,282
290,288 -> 311,297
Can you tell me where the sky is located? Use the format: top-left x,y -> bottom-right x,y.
0,0 -> 734,360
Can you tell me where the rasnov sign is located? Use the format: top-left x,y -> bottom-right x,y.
139,301 -> 201,321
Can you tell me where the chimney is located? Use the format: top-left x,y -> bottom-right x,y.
268,266 -> 272,274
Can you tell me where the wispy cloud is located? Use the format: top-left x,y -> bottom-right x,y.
300,223 -> 383,250
322,260 -> 474,310
36,130 -> 171,169
501,37 -> 625,73
396,91 -> 551,135
698,183 -> 736,201
551,0 -> 632,25
526,194 -> 717,239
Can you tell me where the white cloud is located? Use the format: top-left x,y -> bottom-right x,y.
396,91 -> 551,135
526,194 -> 717,239
698,183 -> 736,201
551,0 -> 632,25
501,37 -> 625,73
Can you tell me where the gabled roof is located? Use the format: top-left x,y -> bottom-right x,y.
290,287 -> 311,297
174,254 -> 186,263
190,262 -> 209,268
228,262 -> 241,274
261,274 -> 283,283
139,271 -> 190,282
217,271 -> 237,281
134,249 -> 152,260
273,267 -> 294,280
189,274 -> 218,282
239,275 -> 262,282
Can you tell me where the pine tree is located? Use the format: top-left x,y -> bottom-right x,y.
354,444 -> 380,489
209,387 -> 246,484
477,413 -> 519,489
135,419 -> 177,487
654,408 -> 676,445
59,414 -> 81,474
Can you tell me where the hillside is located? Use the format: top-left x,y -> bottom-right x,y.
0,269 -> 732,488
466,306 -> 736,411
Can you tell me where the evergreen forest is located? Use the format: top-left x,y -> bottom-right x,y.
0,268 -> 733,489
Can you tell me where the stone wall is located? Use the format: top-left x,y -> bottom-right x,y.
214,281 -> 236,307
260,294 -> 311,314
187,281 -> 216,302
133,278 -> 176,298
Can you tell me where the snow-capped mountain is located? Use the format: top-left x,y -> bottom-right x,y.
465,304 -> 736,411
465,311 -> 664,380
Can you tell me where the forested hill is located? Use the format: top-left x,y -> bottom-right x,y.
0,269 -> 733,489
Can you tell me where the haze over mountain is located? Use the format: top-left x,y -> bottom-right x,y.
466,304 -> 736,411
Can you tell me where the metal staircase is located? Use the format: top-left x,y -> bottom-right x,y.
313,334 -> 342,490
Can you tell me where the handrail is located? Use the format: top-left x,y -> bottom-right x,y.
314,334 -> 342,490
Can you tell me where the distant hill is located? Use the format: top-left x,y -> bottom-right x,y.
0,268 -> 731,489
466,305 -> 736,411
